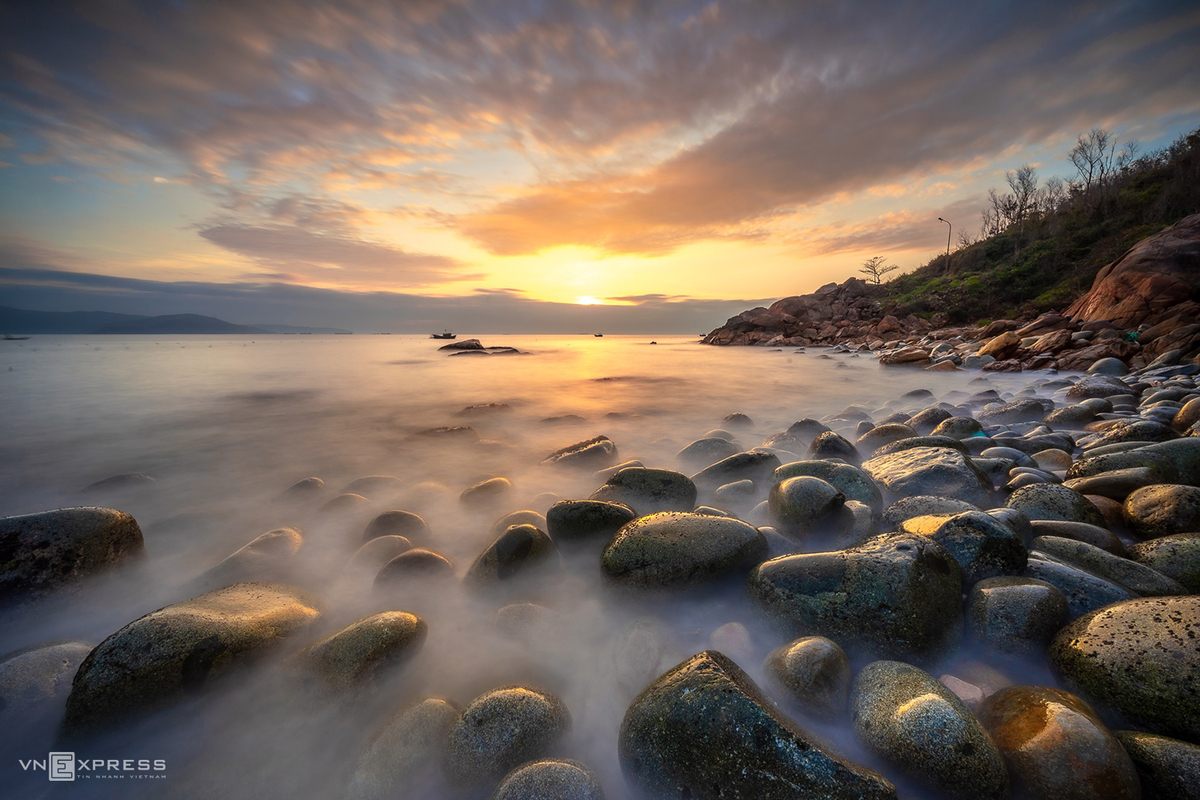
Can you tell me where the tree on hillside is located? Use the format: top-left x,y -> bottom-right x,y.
1069,128 -> 1139,214
860,256 -> 898,284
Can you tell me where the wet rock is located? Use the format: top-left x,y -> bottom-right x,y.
1123,483 -> 1200,539
192,527 -> 302,590
619,651 -> 896,800
542,436 -> 619,469
82,473 -> 157,493
591,467 -> 697,515
1067,376 -> 1134,400
346,536 -> 412,574
374,548 -> 456,586
978,398 -> 1048,425
1046,404 -> 1100,428
851,660 -> 1008,800
613,619 -> 685,698
923,511 -> 1028,586
856,423 -> 917,455
1128,533 -> 1200,592
601,512 -> 766,589
443,685 -> 571,787
808,430 -> 862,464
1051,595 -> 1200,742
1138,439 -> 1200,485
676,437 -> 740,469
1033,449 -> 1074,472
863,446 -> 992,506
0,507 -> 144,602
763,636 -> 850,718
712,479 -> 757,510
64,583 -> 321,734
281,476 -> 324,498
1024,555 -> 1138,618
1174,398 -> 1200,432
346,697 -> 458,800
438,338 -> 484,350
931,417 -> 984,439
1006,483 -> 1106,526
0,641 -> 92,721
1032,535 -> 1185,596
303,612 -> 426,690
1115,730 -> 1200,800
320,492 -> 371,515
465,525 -> 558,589
342,475 -> 405,497
460,477 -> 515,509
545,500 -> 636,544
767,476 -> 846,541
721,412 -> 754,429
967,576 -> 1070,655
881,496 -> 979,529
492,759 -> 604,800
979,686 -> 1139,800
749,533 -> 962,662
413,425 -> 480,442
491,510 -> 547,536
1028,519 -> 1126,555
773,460 -> 883,512
691,450 -> 782,490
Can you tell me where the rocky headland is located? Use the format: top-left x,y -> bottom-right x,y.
704,212 -> 1200,375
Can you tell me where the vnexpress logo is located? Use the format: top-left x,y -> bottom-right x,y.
20,752 -> 167,781
48,752 -> 75,781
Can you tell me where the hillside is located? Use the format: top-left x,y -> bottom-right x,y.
0,307 -> 350,335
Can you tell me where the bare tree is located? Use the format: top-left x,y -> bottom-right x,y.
860,256 -> 898,285
1038,175 -> 1067,215
1069,128 -> 1138,213
980,164 -> 1039,235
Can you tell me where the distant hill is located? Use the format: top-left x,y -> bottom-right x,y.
0,306 -> 345,334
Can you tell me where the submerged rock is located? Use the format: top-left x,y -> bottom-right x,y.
767,476 -> 847,541
601,512 -> 766,589
0,641 -> 93,722
749,533 -> 962,662
374,548 -> 455,586
690,450 -> 782,490
364,510 -> 431,543
442,685 -> 571,787
542,436 -> 619,469
192,527 -> 303,590
64,583 -> 321,734
0,507 -> 144,602
619,651 -> 896,800
1050,595 -> 1200,742
464,524 -> 558,589
763,636 -> 850,718
851,660 -> 1008,800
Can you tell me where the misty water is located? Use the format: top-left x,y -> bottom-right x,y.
2,334 -> 1052,799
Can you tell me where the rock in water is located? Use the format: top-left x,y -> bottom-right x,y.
749,533 -> 962,662
492,759 -> 605,800
763,636 -> 851,718
590,467 -> 697,515
442,685 -> 570,787
862,447 -> 992,506
601,512 -> 766,589
619,650 -> 896,800
346,697 -> 458,800
850,660 -> 1008,800
979,686 -> 1139,800
191,527 -> 303,590
1114,730 -> 1200,800
542,436 -> 619,469
64,582 -> 321,735
0,641 -> 93,722
1050,595 -> 1200,742
0,507 -> 144,602
545,500 -> 636,544
464,524 -> 558,588
302,611 -> 426,690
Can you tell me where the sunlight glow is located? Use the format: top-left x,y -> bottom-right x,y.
576,295 -> 601,305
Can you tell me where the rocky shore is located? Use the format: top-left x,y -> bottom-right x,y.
703,213 -> 1200,375
3,350 -> 1200,799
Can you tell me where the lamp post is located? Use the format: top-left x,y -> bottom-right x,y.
937,217 -> 951,257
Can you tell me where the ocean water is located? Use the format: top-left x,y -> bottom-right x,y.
1,334 -> 1045,799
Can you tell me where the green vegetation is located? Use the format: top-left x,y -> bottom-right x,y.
875,126 -> 1200,325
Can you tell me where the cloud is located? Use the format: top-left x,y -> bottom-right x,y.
794,197 -> 988,257
196,223 -> 478,286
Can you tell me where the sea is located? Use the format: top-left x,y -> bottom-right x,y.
1,334 -> 1046,799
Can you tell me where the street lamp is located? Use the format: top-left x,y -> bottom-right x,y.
937,217 -> 951,257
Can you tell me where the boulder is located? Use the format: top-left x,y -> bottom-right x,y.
851,660 -> 1008,800
980,686 -> 1139,800
0,641 -> 92,722
967,576 -> 1069,654
1066,213 -> 1200,331
64,583 -> 321,734
979,331 -> 1021,360
541,436 -> 619,469
0,507 -> 144,602
492,759 -> 604,800
676,437 -> 741,469
691,450 -> 782,489
767,476 -> 847,541
364,511 -> 431,543
601,512 -> 766,589
1005,483 -> 1106,526
1123,483 -> 1200,539
346,697 -> 458,800
303,612 -> 426,690
464,524 -> 558,589
863,446 -> 992,506
618,651 -> 896,800
545,500 -> 636,543
1050,595 -> 1200,742
1115,730 -> 1200,800
590,467 -> 697,515
922,511 -> 1028,586
1128,533 -> 1200,592
191,527 -> 302,590
763,636 -> 850,718
749,533 -> 962,662
443,686 -> 570,787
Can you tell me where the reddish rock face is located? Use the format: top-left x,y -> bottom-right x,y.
1067,213 -> 1200,329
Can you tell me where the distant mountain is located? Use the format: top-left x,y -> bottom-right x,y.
0,306 -> 275,334
93,313 -> 267,334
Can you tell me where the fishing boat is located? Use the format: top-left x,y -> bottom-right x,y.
3,334 -> 30,341
431,330 -> 457,340
594,333 -> 603,337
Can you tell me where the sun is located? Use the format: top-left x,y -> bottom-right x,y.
576,296 -> 601,305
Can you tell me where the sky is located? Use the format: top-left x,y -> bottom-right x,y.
1,0 -> 1198,332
